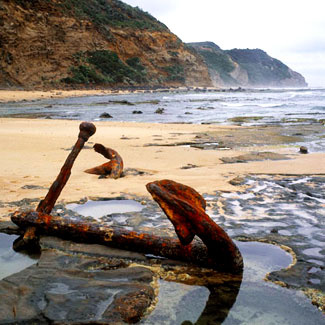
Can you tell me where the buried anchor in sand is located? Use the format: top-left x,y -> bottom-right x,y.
11,122 -> 243,273
84,143 -> 124,178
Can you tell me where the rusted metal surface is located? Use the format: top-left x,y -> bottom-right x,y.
146,179 -> 206,245
84,144 -> 123,179
146,180 -> 243,272
37,122 -> 96,214
11,210 -> 240,272
14,122 -> 96,251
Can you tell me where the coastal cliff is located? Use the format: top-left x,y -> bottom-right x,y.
0,1 -> 307,89
0,0 -> 211,88
188,42 -> 307,88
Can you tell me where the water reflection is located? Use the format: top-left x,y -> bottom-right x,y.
0,233 -> 38,280
142,241 -> 323,325
66,199 -> 144,221
0,234 -> 323,324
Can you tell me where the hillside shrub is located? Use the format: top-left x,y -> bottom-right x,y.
62,50 -> 147,85
163,64 -> 185,82
59,0 -> 168,34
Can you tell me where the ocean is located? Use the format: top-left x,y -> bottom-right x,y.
1,87 -> 325,125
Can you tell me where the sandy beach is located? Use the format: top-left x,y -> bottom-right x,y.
1,116 -> 325,221
0,89 -> 132,103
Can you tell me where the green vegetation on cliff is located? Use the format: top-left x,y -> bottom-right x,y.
63,50 -> 148,85
163,64 -> 185,82
13,0 -> 168,41
226,49 -> 291,85
188,42 -> 237,85
189,42 -> 307,87
59,0 -> 168,33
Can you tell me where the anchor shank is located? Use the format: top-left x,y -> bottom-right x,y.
37,122 -> 96,214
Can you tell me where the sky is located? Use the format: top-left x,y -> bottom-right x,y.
123,0 -> 325,87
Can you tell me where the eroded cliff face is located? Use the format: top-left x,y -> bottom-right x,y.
189,42 -> 307,88
0,0 -> 212,88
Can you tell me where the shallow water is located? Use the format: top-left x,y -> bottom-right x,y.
142,241 -> 324,325
66,199 -> 144,221
1,88 -> 325,125
0,232 -> 323,324
0,233 -> 37,280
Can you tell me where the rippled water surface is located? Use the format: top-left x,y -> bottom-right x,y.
1,88 -> 325,125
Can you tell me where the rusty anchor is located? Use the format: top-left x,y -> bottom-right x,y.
13,122 -> 96,251
146,180 -> 243,272
11,123 -> 243,273
84,144 -> 124,179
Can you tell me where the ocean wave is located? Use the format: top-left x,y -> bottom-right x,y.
221,102 -> 287,108
311,106 -> 325,111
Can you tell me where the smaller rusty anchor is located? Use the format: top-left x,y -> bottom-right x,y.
84,144 -> 123,179
13,122 -> 96,251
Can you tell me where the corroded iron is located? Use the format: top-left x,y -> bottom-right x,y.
14,122 -> 96,251
146,180 -> 243,272
37,122 -> 96,214
84,144 -> 123,179
11,179 -> 243,272
11,210 -> 241,273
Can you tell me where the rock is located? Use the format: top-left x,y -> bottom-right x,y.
132,110 -> 143,114
221,152 -> 290,164
299,146 -> 308,154
21,184 -> 47,190
0,237 -> 155,324
100,112 -> 113,118
180,164 -> 198,170
123,168 -> 150,176
229,176 -> 245,186
155,108 -> 165,114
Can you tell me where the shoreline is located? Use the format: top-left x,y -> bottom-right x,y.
0,86 -> 314,103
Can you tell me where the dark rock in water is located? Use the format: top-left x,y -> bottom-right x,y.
299,146 -> 308,154
97,100 -> 135,106
132,110 -> 143,114
155,108 -> 165,114
0,237 -> 154,324
100,112 -> 113,118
